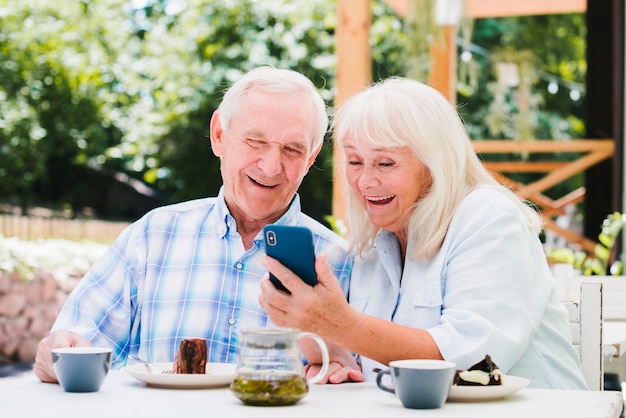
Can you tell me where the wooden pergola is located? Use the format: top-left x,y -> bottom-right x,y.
333,0 -> 623,253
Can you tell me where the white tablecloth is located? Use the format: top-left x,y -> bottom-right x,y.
1,370 -> 623,418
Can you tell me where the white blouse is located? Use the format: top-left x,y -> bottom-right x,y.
349,187 -> 588,390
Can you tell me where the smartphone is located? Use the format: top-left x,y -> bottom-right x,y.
263,225 -> 317,293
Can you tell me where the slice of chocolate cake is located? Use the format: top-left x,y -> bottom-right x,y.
173,338 -> 207,374
454,354 -> 503,386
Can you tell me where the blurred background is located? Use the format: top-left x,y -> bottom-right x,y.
0,0 -> 592,228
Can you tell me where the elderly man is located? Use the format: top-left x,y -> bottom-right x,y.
34,66 -> 353,383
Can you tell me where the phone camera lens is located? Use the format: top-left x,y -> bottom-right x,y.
267,231 -> 276,245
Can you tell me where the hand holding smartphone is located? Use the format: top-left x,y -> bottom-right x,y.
263,225 -> 317,293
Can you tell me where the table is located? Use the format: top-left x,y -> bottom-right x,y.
1,370 -> 623,418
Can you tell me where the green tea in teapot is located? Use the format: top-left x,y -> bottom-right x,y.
231,371 -> 308,406
231,327 -> 329,407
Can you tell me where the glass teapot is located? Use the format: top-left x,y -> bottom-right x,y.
231,327 -> 329,406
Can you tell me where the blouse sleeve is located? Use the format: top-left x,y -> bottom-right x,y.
427,193 -> 553,372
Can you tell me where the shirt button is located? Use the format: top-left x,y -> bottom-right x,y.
235,262 -> 243,270
228,318 -> 236,326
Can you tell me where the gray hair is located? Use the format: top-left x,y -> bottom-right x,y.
218,66 -> 328,153
333,77 -> 541,259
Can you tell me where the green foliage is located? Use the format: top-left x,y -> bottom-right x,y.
0,0 -> 130,214
547,212 -> 625,275
459,14 -> 586,142
403,0 -> 438,82
458,14 -> 586,204
0,0 -> 340,220
0,1 -> 588,227
370,2 -> 411,80
323,215 -> 348,237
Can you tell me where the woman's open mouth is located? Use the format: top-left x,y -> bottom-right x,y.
366,195 -> 395,205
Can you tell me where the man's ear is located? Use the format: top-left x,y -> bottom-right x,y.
305,142 -> 323,170
209,111 -> 224,157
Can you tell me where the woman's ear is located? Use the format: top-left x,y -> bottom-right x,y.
209,111 -> 224,157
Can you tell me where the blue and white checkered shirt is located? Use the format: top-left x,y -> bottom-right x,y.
51,188 -> 352,368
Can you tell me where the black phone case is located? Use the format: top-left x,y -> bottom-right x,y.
263,225 -> 317,293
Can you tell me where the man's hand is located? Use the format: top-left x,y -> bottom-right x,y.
300,339 -> 365,384
33,331 -> 92,383
305,362 -> 365,384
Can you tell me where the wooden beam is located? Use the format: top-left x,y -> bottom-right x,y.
333,0 -> 372,227
466,0 -> 587,18
383,0 -> 586,18
542,187 -> 586,217
516,149 -> 613,199
475,139 -> 613,254
473,139 -> 614,153
543,218 -> 597,254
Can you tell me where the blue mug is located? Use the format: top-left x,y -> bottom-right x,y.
376,359 -> 456,409
52,347 -> 113,393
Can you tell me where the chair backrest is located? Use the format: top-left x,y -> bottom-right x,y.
559,274 -> 626,321
561,281 -> 604,390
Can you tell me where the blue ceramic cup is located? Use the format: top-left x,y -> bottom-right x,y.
376,359 -> 456,409
52,347 -> 113,393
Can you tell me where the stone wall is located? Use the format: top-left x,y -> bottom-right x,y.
0,271 -> 78,363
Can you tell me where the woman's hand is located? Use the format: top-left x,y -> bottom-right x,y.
259,253 -> 364,384
259,254 -> 352,337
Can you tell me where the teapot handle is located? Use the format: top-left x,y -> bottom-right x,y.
297,332 -> 329,384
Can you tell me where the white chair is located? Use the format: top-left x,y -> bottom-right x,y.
554,265 -> 626,358
558,272 -> 626,322
561,281 -> 604,390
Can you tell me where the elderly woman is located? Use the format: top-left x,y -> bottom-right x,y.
259,77 -> 588,390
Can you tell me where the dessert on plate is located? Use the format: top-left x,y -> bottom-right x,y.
173,338 -> 207,374
454,354 -> 503,386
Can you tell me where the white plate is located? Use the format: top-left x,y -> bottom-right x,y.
124,362 -> 237,389
447,375 -> 530,402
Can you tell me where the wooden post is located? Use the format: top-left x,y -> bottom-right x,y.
333,0 -> 372,228
428,25 -> 457,104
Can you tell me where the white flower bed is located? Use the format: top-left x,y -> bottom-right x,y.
0,235 -> 108,281
0,235 -> 109,363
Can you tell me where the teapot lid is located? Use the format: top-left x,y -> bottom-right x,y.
240,327 -> 301,346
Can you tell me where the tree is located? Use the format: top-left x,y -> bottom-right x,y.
0,0 -> 131,215
0,1 -> 587,227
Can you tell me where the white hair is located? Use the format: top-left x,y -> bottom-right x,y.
218,66 -> 328,152
333,77 -> 542,259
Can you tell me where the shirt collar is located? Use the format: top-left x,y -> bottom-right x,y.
214,187 -> 302,239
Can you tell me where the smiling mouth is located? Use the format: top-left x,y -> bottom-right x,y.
250,176 -> 279,188
366,195 -> 395,205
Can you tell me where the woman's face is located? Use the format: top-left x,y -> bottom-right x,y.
343,134 -> 431,236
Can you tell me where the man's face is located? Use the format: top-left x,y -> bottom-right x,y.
210,90 -> 321,228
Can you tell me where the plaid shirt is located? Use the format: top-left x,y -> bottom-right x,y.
51,188 -> 352,368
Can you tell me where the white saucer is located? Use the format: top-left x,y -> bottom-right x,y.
447,375 -> 530,402
124,362 -> 236,389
